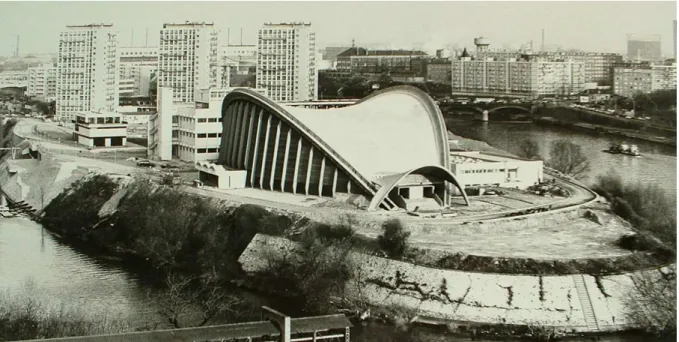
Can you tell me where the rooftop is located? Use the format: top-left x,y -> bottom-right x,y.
338,47 -> 429,57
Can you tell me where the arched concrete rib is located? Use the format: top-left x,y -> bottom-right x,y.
355,85 -> 451,169
367,165 -> 470,211
221,88 -> 382,205
488,105 -> 532,114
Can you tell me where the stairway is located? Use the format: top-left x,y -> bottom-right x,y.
572,274 -> 600,332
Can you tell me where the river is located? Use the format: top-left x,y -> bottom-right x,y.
1,121 -> 675,341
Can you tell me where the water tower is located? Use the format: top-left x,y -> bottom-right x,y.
474,37 -> 490,53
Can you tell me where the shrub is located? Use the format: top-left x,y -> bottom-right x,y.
41,175 -> 118,238
378,219 -> 410,259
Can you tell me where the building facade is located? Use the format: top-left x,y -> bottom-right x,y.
426,59 -> 452,85
74,111 -> 127,148
533,52 -> 623,85
56,24 -> 119,121
119,46 -> 158,97
0,70 -> 28,88
451,57 -> 586,99
27,65 -> 56,101
148,87 -> 268,162
627,34 -> 662,62
158,22 -> 221,104
613,63 -> 677,98
448,151 -> 543,191
256,22 -> 318,102
336,48 -> 430,74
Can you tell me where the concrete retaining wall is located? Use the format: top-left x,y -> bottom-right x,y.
239,234 -> 675,332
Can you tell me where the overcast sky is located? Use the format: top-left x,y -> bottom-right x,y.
0,1 -> 676,56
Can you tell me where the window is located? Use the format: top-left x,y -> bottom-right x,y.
197,133 -> 207,138
197,118 -> 207,123
197,148 -> 207,153
208,133 -> 217,138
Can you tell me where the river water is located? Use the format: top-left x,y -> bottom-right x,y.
1,121 -> 675,341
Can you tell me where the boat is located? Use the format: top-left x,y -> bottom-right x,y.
604,142 -> 641,156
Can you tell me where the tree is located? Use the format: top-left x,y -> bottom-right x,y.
377,219 -> 410,259
547,139 -> 590,179
624,270 -> 676,339
517,139 -> 541,160
150,272 -> 243,329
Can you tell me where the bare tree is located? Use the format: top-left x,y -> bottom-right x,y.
150,272 -> 243,329
517,139 -> 541,160
547,139 -> 591,179
625,270 -> 676,338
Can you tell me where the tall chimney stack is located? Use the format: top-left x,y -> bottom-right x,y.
541,29 -> 545,51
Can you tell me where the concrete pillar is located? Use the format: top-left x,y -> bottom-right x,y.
270,122 -> 281,191
318,156 -> 325,196
481,110 -> 489,122
281,129 -> 292,192
292,137 -> 302,194
250,111 -> 264,187
105,138 -> 111,147
243,107 -> 256,169
231,103 -> 245,167
332,168 -> 338,197
305,147 -> 313,195
223,103 -> 235,164
237,105 -> 251,168
259,115 -> 272,189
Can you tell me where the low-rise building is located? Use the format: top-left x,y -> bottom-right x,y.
449,151 -> 544,191
426,59 -> 452,84
148,87 -> 268,162
0,70 -> 28,88
74,111 -> 127,148
119,96 -> 156,138
336,47 -> 430,74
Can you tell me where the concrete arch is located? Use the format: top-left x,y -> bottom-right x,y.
368,165 -> 470,211
487,105 -> 532,114
221,89 -> 396,209
221,86 -> 460,211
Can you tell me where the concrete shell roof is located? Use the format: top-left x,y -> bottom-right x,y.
279,86 -> 448,181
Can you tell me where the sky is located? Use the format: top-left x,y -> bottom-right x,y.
0,1 -> 676,57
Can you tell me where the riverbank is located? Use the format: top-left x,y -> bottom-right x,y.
534,117 -> 677,147
1,155 -> 675,338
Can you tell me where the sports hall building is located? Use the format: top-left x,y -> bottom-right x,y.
216,85 -> 469,211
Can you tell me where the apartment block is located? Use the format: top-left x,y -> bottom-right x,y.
119,46 -> 158,97
336,47 -> 429,74
148,87 -> 268,162
27,65 -> 57,101
613,63 -> 677,98
451,57 -> 586,99
158,22 -> 221,104
627,34 -> 662,62
256,22 -> 317,102
56,24 -> 119,121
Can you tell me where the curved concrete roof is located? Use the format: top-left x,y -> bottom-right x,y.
368,165 -> 470,211
280,85 -> 450,180
222,86 -> 463,210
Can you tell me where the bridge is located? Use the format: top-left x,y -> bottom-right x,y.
442,102 -> 535,121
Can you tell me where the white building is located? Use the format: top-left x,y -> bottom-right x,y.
27,65 -> 57,101
256,22 -> 318,102
0,70 -> 28,87
56,24 -> 119,122
158,22 -> 221,104
74,110 -> 127,148
119,46 -> 158,97
148,87 -> 268,162
449,151 -> 543,191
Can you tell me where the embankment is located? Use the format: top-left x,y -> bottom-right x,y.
537,107 -> 676,146
240,234 -> 676,333
1,154 -> 675,334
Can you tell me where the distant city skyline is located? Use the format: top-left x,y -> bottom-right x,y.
0,1 -> 676,57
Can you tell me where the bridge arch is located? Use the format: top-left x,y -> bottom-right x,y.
486,105 -> 532,114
